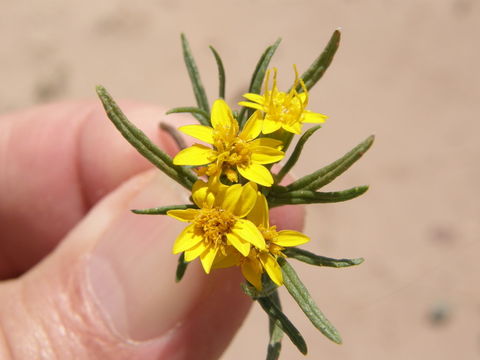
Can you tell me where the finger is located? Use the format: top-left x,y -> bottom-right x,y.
0,169 -> 253,360
0,101 -> 190,278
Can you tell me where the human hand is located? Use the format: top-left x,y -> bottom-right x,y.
0,101 -> 304,359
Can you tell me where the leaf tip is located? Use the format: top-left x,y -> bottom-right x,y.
352,257 -> 365,265
333,29 -> 342,41
95,85 -> 107,96
360,185 -> 369,193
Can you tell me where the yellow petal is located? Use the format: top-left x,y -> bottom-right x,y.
250,146 -> 284,165
220,183 -> 243,213
302,110 -> 327,124
260,253 -> 283,287
239,111 -> 262,141
238,163 -> 274,187
173,225 -> 203,254
262,117 -> 282,134
208,175 -> 228,208
249,137 -> 283,150
275,230 -> 310,247
205,191 -> 216,208
185,241 -> 207,261
192,178 -> 219,209
179,125 -> 215,144
212,248 -> 241,269
238,101 -> 264,111
242,93 -> 265,104
241,260 -> 263,290
247,192 -> 269,228
234,182 -> 258,218
173,144 -> 216,166
233,219 -> 266,250
167,208 -> 199,222
200,246 -> 219,274
211,99 -> 234,129
226,232 -> 250,257
297,92 -> 308,103
282,122 -> 302,135
220,182 -> 257,218
192,180 -> 208,208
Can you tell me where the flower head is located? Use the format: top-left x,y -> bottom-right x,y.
173,99 -> 284,187
167,177 -> 266,274
239,66 -> 328,135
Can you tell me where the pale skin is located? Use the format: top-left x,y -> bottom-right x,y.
0,101 -> 305,359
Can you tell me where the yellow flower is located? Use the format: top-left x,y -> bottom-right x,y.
240,192 -> 310,290
167,177 -> 266,274
173,99 -> 284,187
239,66 -> 328,135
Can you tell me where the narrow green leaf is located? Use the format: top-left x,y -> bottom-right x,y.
275,125 -> 322,184
249,38 -> 281,94
283,248 -> 364,268
159,122 -> 187,150
181,34 -> 210,115
209,46 -> 226,99
96,86 -> 197,190
269,185 -> 369,207
267,290 -> 284,360
131,204 -> 197,215
297,29 -> 341,92
166,106 -> 210,126
284,135 -> 374,192
279,258 -> 342,344
176,253 -> 189,282
239,39 -> 282,126
257,296 -> 308,355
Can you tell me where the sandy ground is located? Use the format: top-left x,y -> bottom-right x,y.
1,0 -> 480,359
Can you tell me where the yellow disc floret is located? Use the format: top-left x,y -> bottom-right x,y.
193,208 -> 236,246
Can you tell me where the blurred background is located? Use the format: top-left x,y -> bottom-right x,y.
1,0 -> 479,358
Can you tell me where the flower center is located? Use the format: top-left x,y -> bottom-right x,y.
258,225 -> 283,256
193,208 -> 236,245
207,132 -> 253,182
266,91 -> 304,125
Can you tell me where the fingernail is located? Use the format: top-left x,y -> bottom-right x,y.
87,172 -> 207,341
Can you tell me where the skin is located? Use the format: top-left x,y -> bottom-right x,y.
0,101 -> 305,359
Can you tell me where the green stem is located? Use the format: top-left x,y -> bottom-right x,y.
266,290 -> 284,360
257,295 -> 307,355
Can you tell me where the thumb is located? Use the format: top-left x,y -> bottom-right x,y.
0,170 -> 251,360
